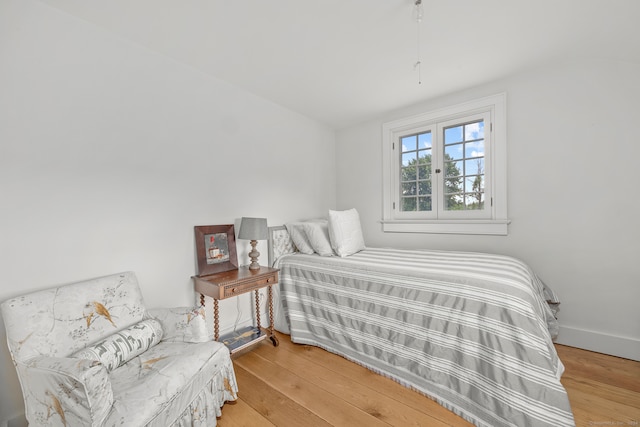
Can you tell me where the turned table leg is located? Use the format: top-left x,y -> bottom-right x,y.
268,285 -> 279,346
255,289 -> 261,331
213,299 -> 219,341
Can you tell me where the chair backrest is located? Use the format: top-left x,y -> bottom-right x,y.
1,272 -> 147,363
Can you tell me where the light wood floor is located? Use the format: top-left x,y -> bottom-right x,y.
217,332 -> 640,427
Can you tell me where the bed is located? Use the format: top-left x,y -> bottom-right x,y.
267,224 -> 574,427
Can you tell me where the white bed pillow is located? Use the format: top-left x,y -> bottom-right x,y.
284,222 -> 315,254
301,221 -> 334,256
328,208 -> 366,257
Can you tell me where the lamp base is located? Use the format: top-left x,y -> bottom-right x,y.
248,240 -> 261,270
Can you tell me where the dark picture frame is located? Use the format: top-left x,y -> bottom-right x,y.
194,224 -> 238,276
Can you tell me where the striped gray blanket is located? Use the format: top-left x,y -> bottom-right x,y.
274,247 -> 574,427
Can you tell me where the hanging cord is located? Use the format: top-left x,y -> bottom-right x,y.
233,294 -> 243,333
415,25 -> 422,84
414,0 -> 424,85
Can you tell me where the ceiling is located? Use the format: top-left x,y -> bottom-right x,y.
40,0 -> 640,129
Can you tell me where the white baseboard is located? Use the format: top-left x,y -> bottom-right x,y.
556,325 -> 640,361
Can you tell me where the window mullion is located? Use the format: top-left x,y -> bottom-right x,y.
433,124 -> 443,217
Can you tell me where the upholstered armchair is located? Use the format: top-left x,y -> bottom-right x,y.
1,272 -> 238,426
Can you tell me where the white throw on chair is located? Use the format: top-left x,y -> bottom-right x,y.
1,271 -> 238,426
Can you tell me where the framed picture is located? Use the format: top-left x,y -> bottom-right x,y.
194,224 -> 238,276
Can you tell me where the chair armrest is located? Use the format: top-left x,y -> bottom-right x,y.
20,356 -> 113,426
148,306 -> 211,342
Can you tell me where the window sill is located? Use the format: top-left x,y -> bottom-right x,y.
381,219 -> 510,235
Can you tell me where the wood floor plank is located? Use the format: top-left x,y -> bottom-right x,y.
231,364 -> 332,427
252,339 -> 453,427
561,374 -> 640,410
217,398 -> 275,427
235,350 -> 391,426
556,344 -> 640,393
562,383 -> 640,426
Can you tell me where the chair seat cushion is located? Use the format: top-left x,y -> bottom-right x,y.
106,340 -> 235,426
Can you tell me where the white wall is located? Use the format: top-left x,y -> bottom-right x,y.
336,57 -> 640,361
0,0 -> 336,423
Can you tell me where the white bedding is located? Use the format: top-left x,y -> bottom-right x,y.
268,228 -> 574,427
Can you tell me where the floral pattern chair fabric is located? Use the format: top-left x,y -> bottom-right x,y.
1,271 -> 238,426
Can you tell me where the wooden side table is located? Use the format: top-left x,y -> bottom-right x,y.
193,266 -> 280,352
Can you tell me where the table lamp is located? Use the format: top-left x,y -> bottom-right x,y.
238,217 -> 268,270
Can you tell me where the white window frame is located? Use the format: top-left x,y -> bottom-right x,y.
382,93 -> 509,235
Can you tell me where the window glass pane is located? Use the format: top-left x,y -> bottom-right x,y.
444,126 -> 463,144
418,132 -> 432,149
465,176 -> 484,192
401,166 -> 416,181
445,160 -> 463,177
417,165 -> 429,179
465,158 -> 484,175
418,196 -> 432,211
465,193 -> 484,210
445,194 -> 464,210
465,121 -> 484,140
402,182 -> 416,196
418,151 -> 431,164
401,197 -> 417,211
444,177 -> 462,193
445,143 -> 463,160
401,135 -> 416,152
465,140 -> 484,158
402,152 -> 416,166
418,180 -> 431,195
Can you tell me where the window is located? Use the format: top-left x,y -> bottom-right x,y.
382,93 -> 509,235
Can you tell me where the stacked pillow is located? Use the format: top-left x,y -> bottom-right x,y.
285,208 -> 366,258
285,219 -> 327,255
